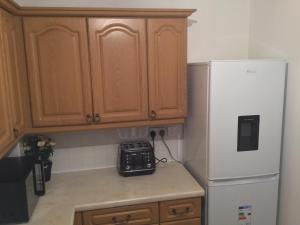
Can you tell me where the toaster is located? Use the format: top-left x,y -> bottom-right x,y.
118,141 -> 156,177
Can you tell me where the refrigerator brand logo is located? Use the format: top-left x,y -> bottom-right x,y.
246,69 -> 257,74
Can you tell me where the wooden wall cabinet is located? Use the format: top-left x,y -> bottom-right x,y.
148,19 -> 187,120
0,9 -> 14,151
0,8 -> 29,156
88,18 -> 148,123
24,17 -> 188,128
0,2 -> 194,156
1,11 -> 27,136
0,58 -> 13,152
23,17 -> 93,127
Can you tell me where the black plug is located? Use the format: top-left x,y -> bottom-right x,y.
159,129 -> 166,138
150,130 -> 156,140
150,130 -> 156,151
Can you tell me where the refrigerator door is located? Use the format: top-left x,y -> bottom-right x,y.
209,60 -> 286,180
208,175 -> 279,225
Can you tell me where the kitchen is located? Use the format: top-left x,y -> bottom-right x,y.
0,1 -> 299,225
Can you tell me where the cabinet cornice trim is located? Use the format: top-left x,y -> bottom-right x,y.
0,1 -> 196,17
0,0 -> 20,15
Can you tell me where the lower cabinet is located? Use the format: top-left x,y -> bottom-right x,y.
159,198 -> 201,223
82,203 -> 158,225
74,197 -> 201,225
161,218 -> 201,225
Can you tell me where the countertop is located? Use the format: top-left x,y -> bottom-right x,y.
18,162 -> 205,225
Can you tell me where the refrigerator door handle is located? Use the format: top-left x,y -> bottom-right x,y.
208,171 -> 280,182
208,174 -> 279,187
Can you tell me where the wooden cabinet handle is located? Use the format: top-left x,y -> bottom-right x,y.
94,113 -> 101,123
150,110 -> 157,119
86,114 -> 93,123
13,128 -> 19,138
112,215 -> 131,225
171,207 -> 191,216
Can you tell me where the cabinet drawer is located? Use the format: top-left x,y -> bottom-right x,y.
161,218 -> 200,225
83,203 -> 159,225
159,198 -> 201,222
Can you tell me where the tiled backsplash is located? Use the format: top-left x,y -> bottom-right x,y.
49,125 -> 183,173
10,125 -> 183,173
50,138 -> 182,173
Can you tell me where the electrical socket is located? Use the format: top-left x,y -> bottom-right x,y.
148,127 -> 168,139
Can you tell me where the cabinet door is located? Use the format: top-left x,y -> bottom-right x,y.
82,203 -> 158,225
23,17 -> 93,127
159,197 -> 201,222
1,10 -> 26,137
89,18 -> 148,123
0,9 -> 14,153
148,19 -> 187,119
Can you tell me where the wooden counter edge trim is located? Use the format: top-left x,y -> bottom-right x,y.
25,118 -> 185,134
0,1 -> 196,17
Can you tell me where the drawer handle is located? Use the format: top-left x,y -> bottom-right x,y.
112,215 -> 131,225
171,207 -> 191,216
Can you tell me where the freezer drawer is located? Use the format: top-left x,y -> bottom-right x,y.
208,175 -> 279,225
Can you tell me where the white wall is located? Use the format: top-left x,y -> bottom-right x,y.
188,0 -> 250,62
15,0 -> 250,62
249,1 -> 300,225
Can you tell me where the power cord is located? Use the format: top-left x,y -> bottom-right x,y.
150,130 -> 168,165
159,130 -> 182,164
150,130 -> 156,150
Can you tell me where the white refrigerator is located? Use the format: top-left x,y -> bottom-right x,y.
183,60 -> 286,225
